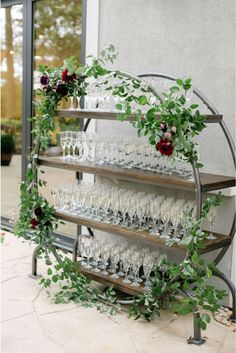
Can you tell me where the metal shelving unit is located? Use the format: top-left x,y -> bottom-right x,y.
32,72 -> 236,345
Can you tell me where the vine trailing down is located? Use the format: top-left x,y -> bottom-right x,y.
14,45 -> 226,329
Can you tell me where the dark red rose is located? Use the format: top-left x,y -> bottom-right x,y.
30,218 -> 39,229
40,75 -> 49,85
156,138 -> 174,156
56,84 -> 68,96
61,69 -> 77,82
34,207 -> 43,217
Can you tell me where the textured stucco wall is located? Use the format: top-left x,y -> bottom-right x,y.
95,0 -> 235,300
97,0 -> 235,174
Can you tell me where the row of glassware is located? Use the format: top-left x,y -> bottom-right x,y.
51,182 -> 217,241
78,235 -> 167,289
59,131 -> 194,179
65,78 -> 193,113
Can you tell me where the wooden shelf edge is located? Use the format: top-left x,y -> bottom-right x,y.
55,211 -> 185,251
57,109 -> 223,123
38,156 -> 235,192
55,211 -> 230,252
79,267 -> 143,296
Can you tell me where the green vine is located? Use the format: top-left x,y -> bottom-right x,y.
13,45 -> 226,328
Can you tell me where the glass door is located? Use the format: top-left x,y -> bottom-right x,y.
33,0 -> 83,237
1,3 -> 23,219
1,0 -> 85,230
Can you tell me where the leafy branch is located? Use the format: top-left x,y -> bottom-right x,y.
13,46 -> 226,329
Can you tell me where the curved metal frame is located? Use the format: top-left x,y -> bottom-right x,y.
212,269 -> 236,322
137,72 -> 236,261
31,70 -> 235,344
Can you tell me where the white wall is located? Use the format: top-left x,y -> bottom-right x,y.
97,0 -> 235,174
87,0 -> 235,302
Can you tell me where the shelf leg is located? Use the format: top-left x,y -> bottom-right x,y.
179,288 -> 206,345
213,269 -> 236,323
187,309 -> 206,345
72,237 -> 79,262
29,245 -> 42,279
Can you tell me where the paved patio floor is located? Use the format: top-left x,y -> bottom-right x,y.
1,231 -> 235,353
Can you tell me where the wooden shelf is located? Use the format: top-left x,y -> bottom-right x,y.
79,266 -> 143,296
55,211 -> 231,253
39,156 -> 235,192
57,109 -> 223,124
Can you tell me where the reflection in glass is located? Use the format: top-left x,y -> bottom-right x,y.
1,5 -> 23,218
33,0 -> 83,237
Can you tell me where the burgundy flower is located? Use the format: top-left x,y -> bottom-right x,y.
40,75 -> 49,85
156,138 -> 174,156
30,218 -> 39,229
61,69 -> 77,82
56,84 -> 68,96
34,207 -> 43,217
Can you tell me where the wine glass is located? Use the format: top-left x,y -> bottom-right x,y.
130,255 -> 142,287
71,132 -> 77,159
65,131 -> 72,159
122,253 -> 131,284
207,208 -> 217,240
100,249 -> 110,275
50,184 -> 57,207
60,132 -> 66,159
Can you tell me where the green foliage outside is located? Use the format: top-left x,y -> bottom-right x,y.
1,134 -> 15,154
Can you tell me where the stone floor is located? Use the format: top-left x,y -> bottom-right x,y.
1,231 -> 235,353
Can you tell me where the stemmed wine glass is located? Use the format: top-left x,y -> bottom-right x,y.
122,253 -> 131,284
143,256 -> 154,291
71,132 -> 77,159
60,132 -> 66,159
207,208 -> 217,240
65,131 -> 72,159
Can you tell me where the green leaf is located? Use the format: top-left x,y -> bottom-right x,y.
183,83 -> 191,91
47,268 -> 52,275
191,252 -> 199,264
176,79 -> 183,86
200,320 -> 207,330
167,101 -> 175,110
138,95 -> 148,105
183,281 -> 190,291
202,313 -> 211,323
190,104 -> 198,109
52,275 -> 58,283
206,267 -> 212,279
115,103 -> 123,111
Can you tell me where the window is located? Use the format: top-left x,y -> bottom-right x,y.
1,0 -> 85,225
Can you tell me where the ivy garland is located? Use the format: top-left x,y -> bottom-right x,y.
14,45 -> 226,329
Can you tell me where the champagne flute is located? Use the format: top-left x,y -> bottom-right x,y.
207,208 -> 217,240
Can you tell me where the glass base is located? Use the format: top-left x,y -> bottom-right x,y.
110,273 -> 119,279
131,281 -> 140,287
93,268 -> 101,272
123,278 -> 131,284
